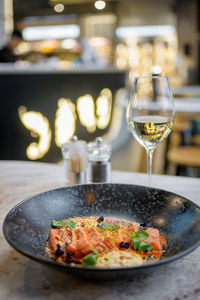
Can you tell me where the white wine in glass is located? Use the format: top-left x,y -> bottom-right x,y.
126,76 -> 175,182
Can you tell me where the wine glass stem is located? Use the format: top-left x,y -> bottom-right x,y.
147,148 -> 154,184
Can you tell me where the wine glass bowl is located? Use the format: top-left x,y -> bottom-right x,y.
126,76 -> 175,180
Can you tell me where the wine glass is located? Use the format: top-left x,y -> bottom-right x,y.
126,76 -> 175,183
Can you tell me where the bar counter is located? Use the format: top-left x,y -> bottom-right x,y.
1,161 -> 200,300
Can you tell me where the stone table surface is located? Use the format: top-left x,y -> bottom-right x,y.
1,160 -> 200,300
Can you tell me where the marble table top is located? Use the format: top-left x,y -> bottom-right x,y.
1,160 -> 200,300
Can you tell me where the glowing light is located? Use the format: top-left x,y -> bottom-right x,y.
19,89 -> 113,160
53,3 -> 64,13
55,98 -> 76,147
61,39 -> 77,49
116,25 -> 175,38
116,57 -> 127,69
15,42 -> 31,54
116,43 -> 128,55
22,25 -> 80,41
77,95 -> 96,133
18,106 -> 51,160
96,88 -> 112,129
151,65 -> 162,75
40,40 -> 58,53
94,1 -> 106,10
89,37 -> 107,48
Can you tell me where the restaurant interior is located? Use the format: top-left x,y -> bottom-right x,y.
1,0 -> 200,178
2,1 -> 200,297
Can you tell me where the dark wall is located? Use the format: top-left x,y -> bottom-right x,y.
0,70 -> 126,162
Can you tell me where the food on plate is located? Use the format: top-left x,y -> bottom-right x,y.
46,216 -> 167,268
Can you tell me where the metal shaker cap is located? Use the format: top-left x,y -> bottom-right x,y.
61,135 -> 86,158
87,137 -> 111,162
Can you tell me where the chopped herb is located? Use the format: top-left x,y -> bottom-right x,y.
52,220 -> 64,228
65,220 -> 76,228
51,219 -> 76,228
82,253 -> 97,266
133,230 -> 149,240
101,222 -> 115,230
100,222 -> 121,230
139,241 -> 153,252
130,237 -> 140,250
130,230 -> 152,252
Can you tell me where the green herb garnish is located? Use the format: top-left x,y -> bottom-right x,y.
51,219 -> 76,228
65,220 -> 76,228
133,230 -> 149,240
52,220 -> 64,228
101,222 -> 115,230
130,230 -> 153,252
82,253 -> 97,266
139,241 -> 153,252
130,237 -> 140,251
100,222 -> 121,230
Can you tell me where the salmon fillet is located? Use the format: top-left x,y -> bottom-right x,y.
48,217 -> 167,263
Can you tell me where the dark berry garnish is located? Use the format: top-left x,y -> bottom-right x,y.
56,248 -> 64,257
97,216 -> 104,223
139,223 -> 147,230
119,242 -> 129,249
65,242 -> 69,248
56,244 -> 64,257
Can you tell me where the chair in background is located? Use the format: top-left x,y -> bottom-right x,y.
167,113 -> 200,177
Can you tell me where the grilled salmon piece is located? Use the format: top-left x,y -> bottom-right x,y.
49,228 -> 71,252
67,227 -> 110,257
117,224 -> 138,242
76,228 -> 94,256
49,229 -> 60,252
146,228 -> 162,252
67,228 -> 97,258
67,229 -> 80,255
86,228 -> 108,252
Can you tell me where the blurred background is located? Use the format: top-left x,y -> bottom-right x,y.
1,0 -> 200,177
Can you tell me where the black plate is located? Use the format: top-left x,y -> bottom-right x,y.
3,183 -> 200,280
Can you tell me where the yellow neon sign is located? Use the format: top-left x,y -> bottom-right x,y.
77,94 -> 96,133
18,106 -> 51,160
55,98 -> 76,147
19,89 -> 112,160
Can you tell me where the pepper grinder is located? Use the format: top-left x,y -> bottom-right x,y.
61,136 -> 87,185
87,137 -> 112,183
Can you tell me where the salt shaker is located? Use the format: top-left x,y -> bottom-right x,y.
87,137 -> 112,183
61,136 -> 87,185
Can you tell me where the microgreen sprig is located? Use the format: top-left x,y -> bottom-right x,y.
82,250 -> 99,266
130,230 -> 153,252
52,219 -> 76,228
